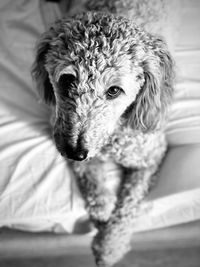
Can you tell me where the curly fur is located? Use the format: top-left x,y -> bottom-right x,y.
86,0 -> 168,33
32,4 -> 174,267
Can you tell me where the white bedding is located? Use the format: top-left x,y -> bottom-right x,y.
0,0 -> 200,234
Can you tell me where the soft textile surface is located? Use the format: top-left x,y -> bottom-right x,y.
166,0 -> 200,145
0,0 -> 200,234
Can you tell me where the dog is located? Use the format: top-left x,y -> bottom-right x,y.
32,2 -> 174,266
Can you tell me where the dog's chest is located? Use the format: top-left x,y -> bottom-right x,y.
98,129 -> 166,169
73,129 -> 166,191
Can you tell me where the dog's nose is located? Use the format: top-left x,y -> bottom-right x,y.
73,149 -> 88,161
64,144 -> 88,161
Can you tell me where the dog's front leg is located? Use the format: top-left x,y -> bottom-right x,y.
92,166 -> 156,267
73,160 -> 122,223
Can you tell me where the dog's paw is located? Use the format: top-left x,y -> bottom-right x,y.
88,195 -> 117,222
91,221 -> 132,267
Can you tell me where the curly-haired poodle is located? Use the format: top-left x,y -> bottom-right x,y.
32,1 -> 174,266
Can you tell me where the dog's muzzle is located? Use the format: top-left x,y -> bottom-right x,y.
53,131 -> 88,161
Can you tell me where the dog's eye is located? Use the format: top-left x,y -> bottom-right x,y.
58,74 -> 76,95
106,86 -> 123,100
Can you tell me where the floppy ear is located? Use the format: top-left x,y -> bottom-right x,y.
127,37 -> 174,131
31,29 -> 56,105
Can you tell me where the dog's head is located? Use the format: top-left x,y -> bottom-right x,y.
32,12 -> 174,161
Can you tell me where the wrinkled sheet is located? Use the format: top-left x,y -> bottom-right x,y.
0,0 -> 200,234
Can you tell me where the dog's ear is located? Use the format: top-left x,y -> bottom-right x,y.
126,37 -> 174,131
31,28 -> 56,105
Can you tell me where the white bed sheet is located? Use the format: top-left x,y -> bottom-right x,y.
0,0 -> 200,234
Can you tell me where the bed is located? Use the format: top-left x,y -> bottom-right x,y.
0,0 -> 200,266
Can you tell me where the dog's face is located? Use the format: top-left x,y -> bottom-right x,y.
51,58 -> 144,160
32,12 -> 174,161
